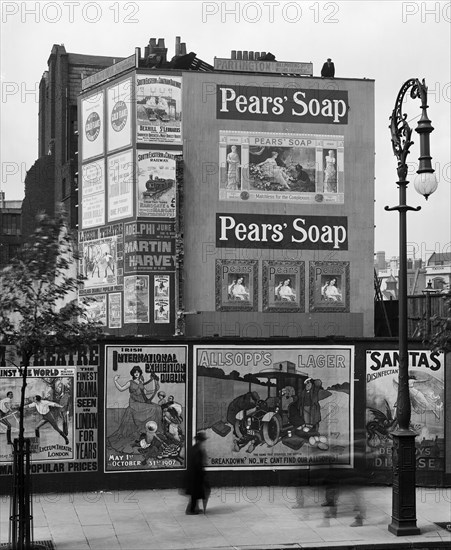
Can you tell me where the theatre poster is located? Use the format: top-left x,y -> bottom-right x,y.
0,345 -> 99,475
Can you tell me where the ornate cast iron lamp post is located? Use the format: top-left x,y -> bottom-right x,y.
386,79 -> 437,536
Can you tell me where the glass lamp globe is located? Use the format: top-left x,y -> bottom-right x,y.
413,171 -> 438,200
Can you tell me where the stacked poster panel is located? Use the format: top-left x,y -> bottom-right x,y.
104,345 -> 187,472
366,350 -> 445,472
134,73 -> 182,330
79,76 -> 134,331
194,345 -> 354,470
0,345 -> 99,475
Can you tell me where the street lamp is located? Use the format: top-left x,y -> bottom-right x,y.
385,78 -> 437,536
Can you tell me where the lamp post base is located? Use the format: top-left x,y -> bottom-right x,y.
388,430 -> 421,536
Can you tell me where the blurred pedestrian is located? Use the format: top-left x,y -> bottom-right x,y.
185,431 -> 210,514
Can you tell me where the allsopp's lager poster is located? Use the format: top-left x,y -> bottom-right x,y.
194,345 -> 354,470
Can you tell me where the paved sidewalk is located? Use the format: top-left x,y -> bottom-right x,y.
1,486 -> 450,549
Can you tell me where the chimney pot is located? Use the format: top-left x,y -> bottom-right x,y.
231,50 -> 236,60
249,51 -> 254,60
243,51 -> 249,60
237,51 -> 242,60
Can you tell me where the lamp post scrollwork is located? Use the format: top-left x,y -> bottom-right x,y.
385,78 -> 437,537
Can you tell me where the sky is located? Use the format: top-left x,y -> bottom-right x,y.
1,0 -> 450,260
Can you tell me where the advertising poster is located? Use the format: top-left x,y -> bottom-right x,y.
82,160 -> 105,196
108,149 -> 134,222
366,350 -> 445,472
137,150 -> 179,218
124,221 -> 176,273
136,75 -> 182,144
82,193 -> 105,230
154,275 -> 170,324
81,161 -> 105,229
216,85 -> 349,124
216,213 -> 348,251
80,236 -> 118,290
105,345 -> 187,471
124,275 -> 149,324
108,293 -> 122,329
107,78 -> 132,152
81,91 -> 104,160
215,259 -> 258,312
79,294 -> 107,326
309,261 -> 350,312
0,345 -> 99,475
194,345 -> 354,470
262,261 -> 305,313
219,131 -> 344,204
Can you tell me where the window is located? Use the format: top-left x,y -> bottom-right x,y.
432,278 -> 445,290
1,213 -> 21,236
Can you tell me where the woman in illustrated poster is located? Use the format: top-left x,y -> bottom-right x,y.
107,366 -> 162,453
226,145 -> 241,190
321,278 -> 342,302
275,278 -> 297,302
257,151 -> 291,190
324,149 -> 337,192
228,276 -> 250,301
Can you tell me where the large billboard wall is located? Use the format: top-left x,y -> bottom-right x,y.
0,340 -> 448,491
181,72 -> 375,338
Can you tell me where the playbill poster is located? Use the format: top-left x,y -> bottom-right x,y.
136,75 -> 182,144
194,345 -> 354,470
124,275 -> 150,324
219,131 -> 344,204
79,294 -> 107,326
108,149 -> 134,222
0,345 -> 99,475
154,275 -> 170,324
81,160 -> 105,229
81,91 -> 104,160
137,150 -> 178,218
107,78 -> 132,152
104,345 -> 187,472
366,350 -> 445,472
80,236 -> 118,290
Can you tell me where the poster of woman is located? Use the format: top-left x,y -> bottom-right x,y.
216,260 -> 258,311
105,345 -> 187,471
309,261 -> 350,312
263,261 -> 304,312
